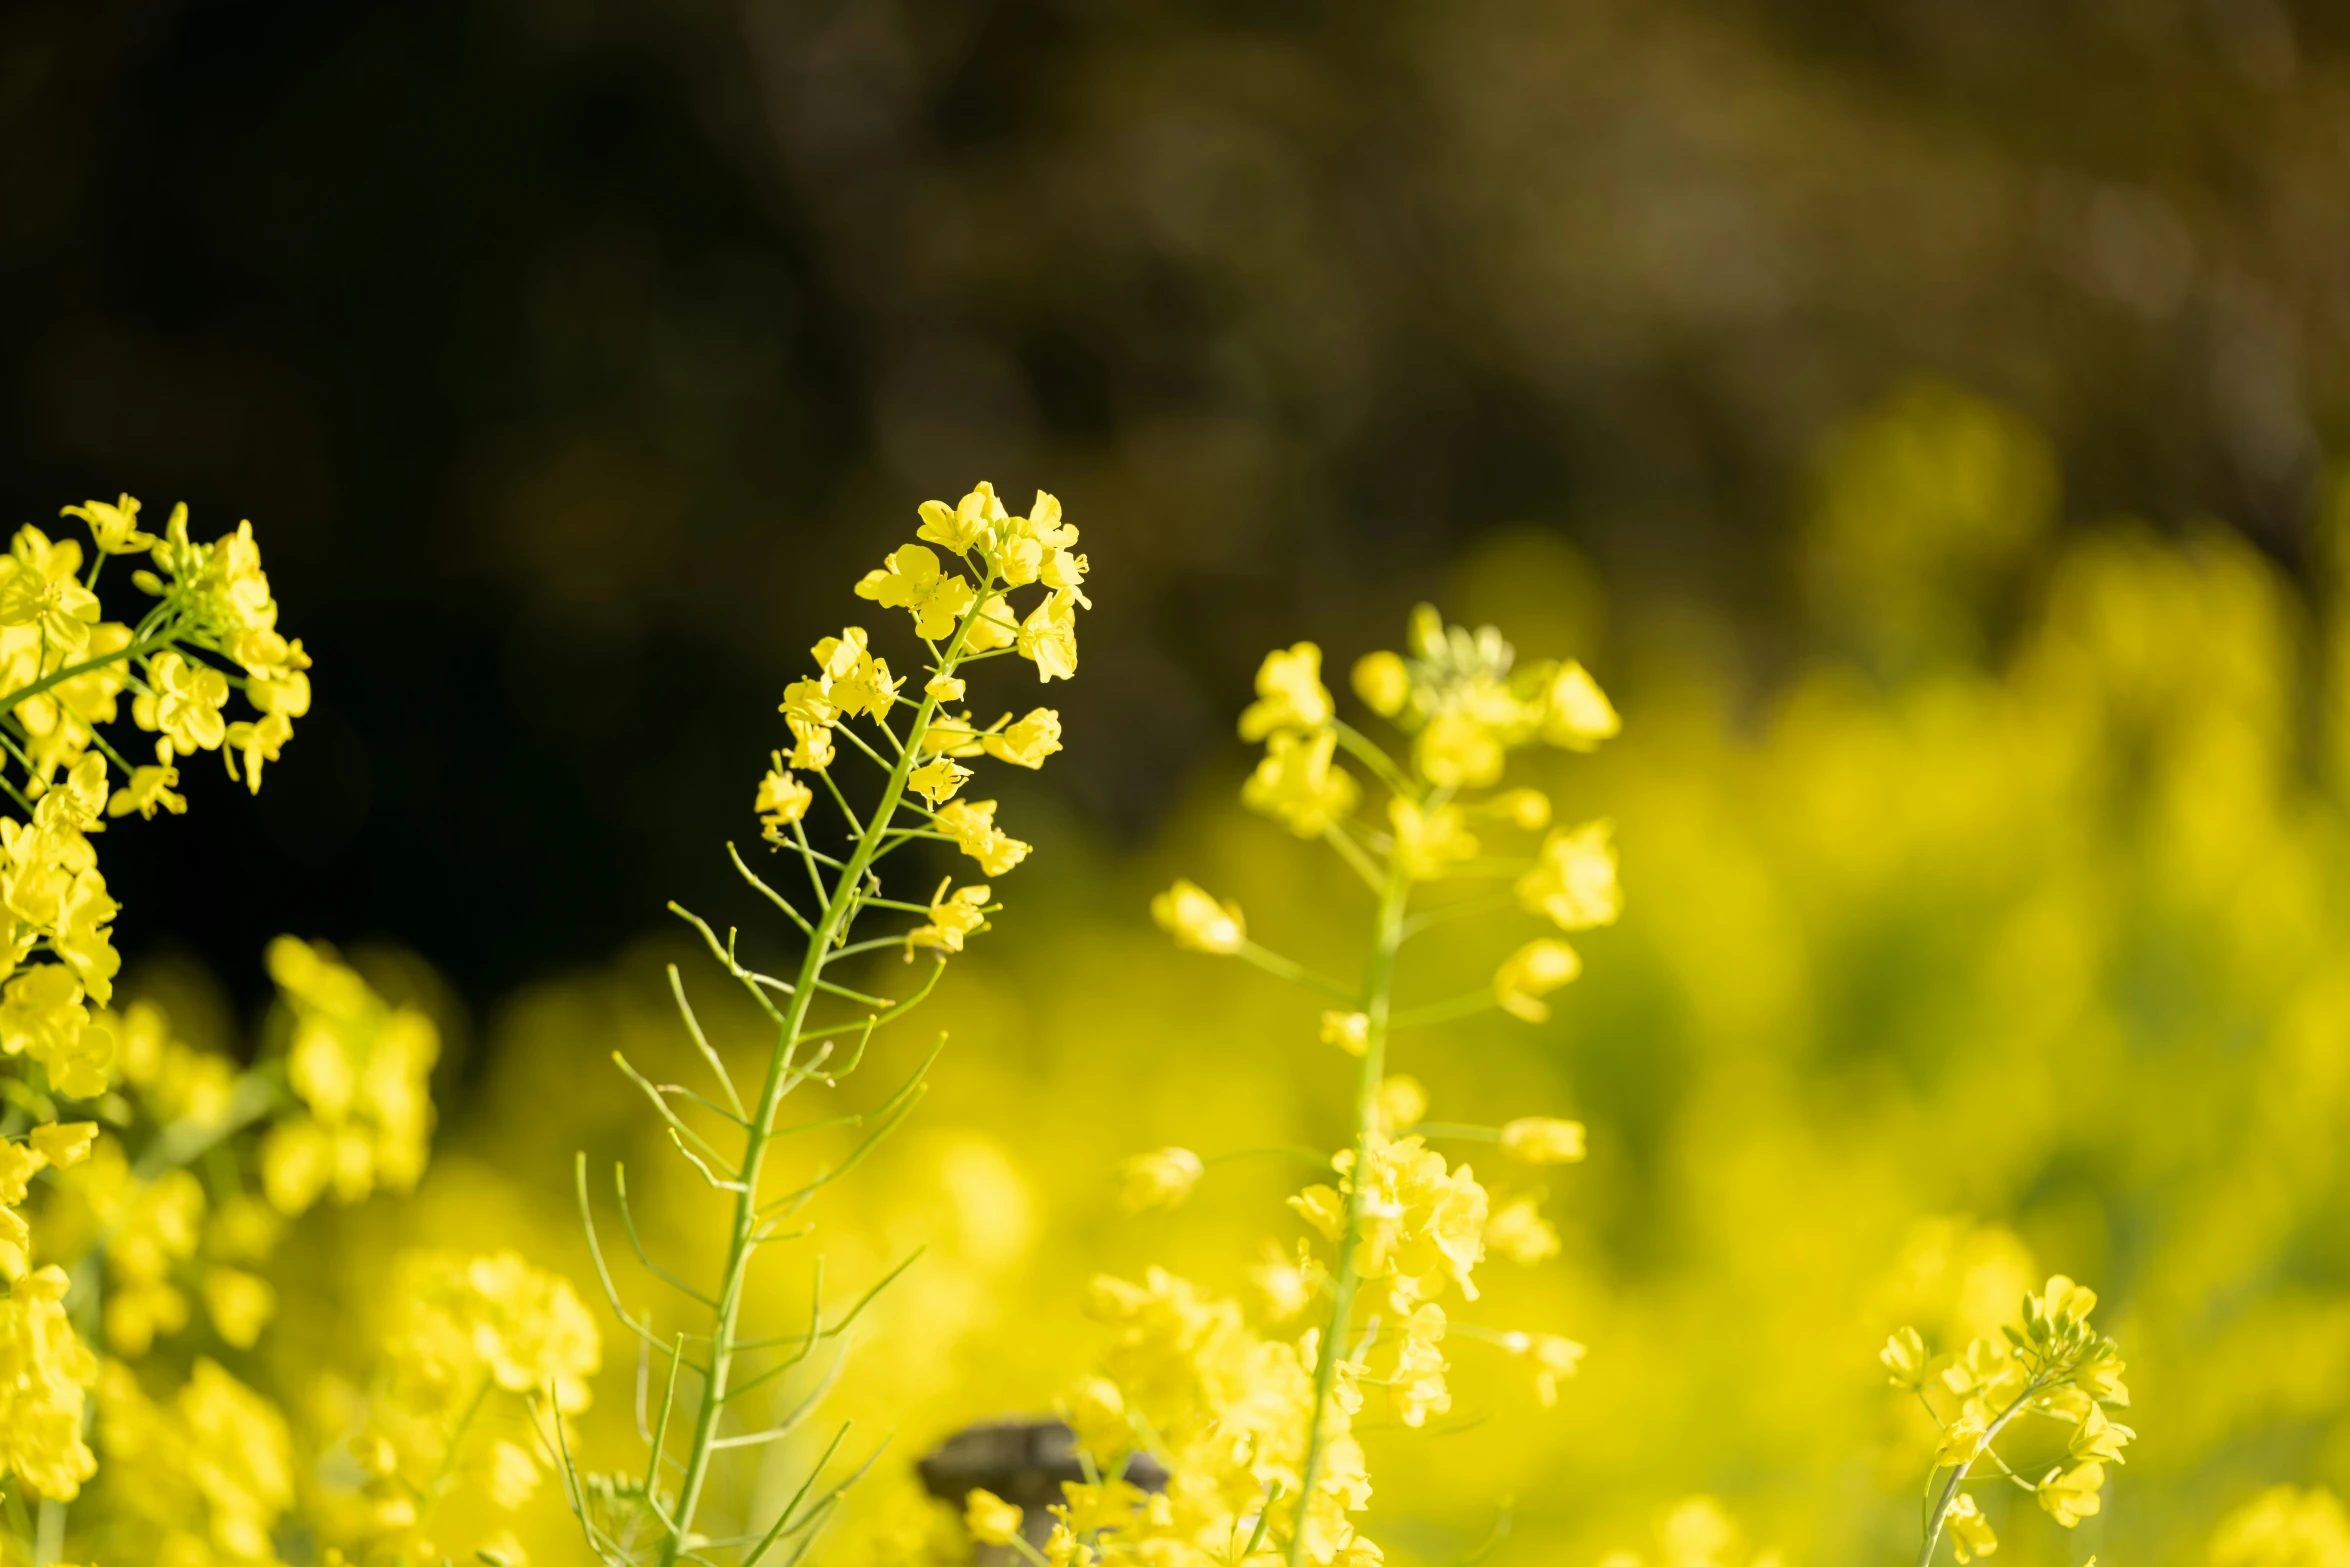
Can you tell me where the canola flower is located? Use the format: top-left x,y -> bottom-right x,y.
11,946 -> 441,1565
559,483 -> 1089,1567
1884,1274 -> 2133,1562
0,494 -> 325,1558
984,606 -> 1617,1566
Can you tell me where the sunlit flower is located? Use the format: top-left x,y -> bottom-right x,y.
936,798 -> 1030,876
1151,879 -> 1246,954
1240,643 -> 1336,740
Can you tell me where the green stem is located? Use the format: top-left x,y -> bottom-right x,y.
1286,851 -> 1413,1567
658,593 -> 988,1565
1915,1376 -> 2044,1567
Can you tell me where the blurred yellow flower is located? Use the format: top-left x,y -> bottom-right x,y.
1517,818 -> 1621,931
1320,1009 -> 1370,1056
1499,1117 -> 1586,1164
1240,643 -> 1336,740
1242,727 -> 1359,836
1151,879 -> 1245,954
1391,798 -> 1477,880
1351,649 -> 1410,717
2037,1461 -> 2105,1525
1117,1146 -> 1204,1213
965,1487 -> 1024,1545
1540,660 -> 1619,750
1494,938 -> 1581,1022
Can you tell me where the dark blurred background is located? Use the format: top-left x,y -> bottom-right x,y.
5,0 -> 2344,1020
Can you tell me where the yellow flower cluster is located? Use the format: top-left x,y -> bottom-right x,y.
258,936 -> 439,1215
753,482 -> 1084,914
1059,1266 -> 1375,1565
94,1355 -> 296,1567
1056,607 -> 1619,1565
0,1262 -> 98,1502
1885,1273 -> 2132,1558
0,496 -> 318,1542
564,484 -> 1097,1566
324,1250 -> 599,1567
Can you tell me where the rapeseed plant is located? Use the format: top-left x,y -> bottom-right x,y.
924,605 -> 1620,1565
1884,1274 -> 2131,1560
556,484 -> 1089,1566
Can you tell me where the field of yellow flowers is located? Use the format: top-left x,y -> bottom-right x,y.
6,385 -> 2350,1566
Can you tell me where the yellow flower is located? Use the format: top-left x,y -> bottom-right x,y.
907,755 -> 972,806
781,675 -> 838,732
1150,879 -> 1245,954
1117,1147 -> 1205,1212
134,650 -> 231,752
1352,650 -> 1410,717
1500,1117 -> 1586,1164
0,527 -> 100,654
61,493 -> 158,554
387,1250 -> 602,1414
917,483 -> 1007,554
1517,819 -> 1622,931
1392,1303 -> 1450,1428
787,717 -> 835,771
2037,1461 -> 2105,1526
0,1265 -> 99,1497
907,880 -> 991,955
1250,1240 -> 1327,1323
28,1121 -> 96,1168
1322,1135 -> 1489,1305
1485,1195 -> 1560,1265
855,543 -> 977,640
204,1266 -> 278,1348
1017,590 -> 1080,682
1378,1074 -> 1429,1132
0,965 -> 110,1099
830,650 -> 902,722
1239,643 -> 1336,739
936,798 -> 1031,876
1392,798 -> 1478,880
1488,787 -> 1551,830
2030,1273 -> 2099,1329
1494,939 -> 1581,1022
925,673 -> 966,702
1501,1330 -> 1585,1407
754,764 -> 813,839
1541,660 -> 1619,750
258,937 -> 438,1213
1321,1009 -> 1370,1056
982,707 -> 1063,768
1414,710 -> 1507,789
225,711 -> 295,793
1880,1326 -> 1929,1387
108,740 -> 188,821
2069,1402 -> 2134,1464
1243,727 -> 1359,836
1945,1494 -> 1998,1563
965,1487 -> 1024,1546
